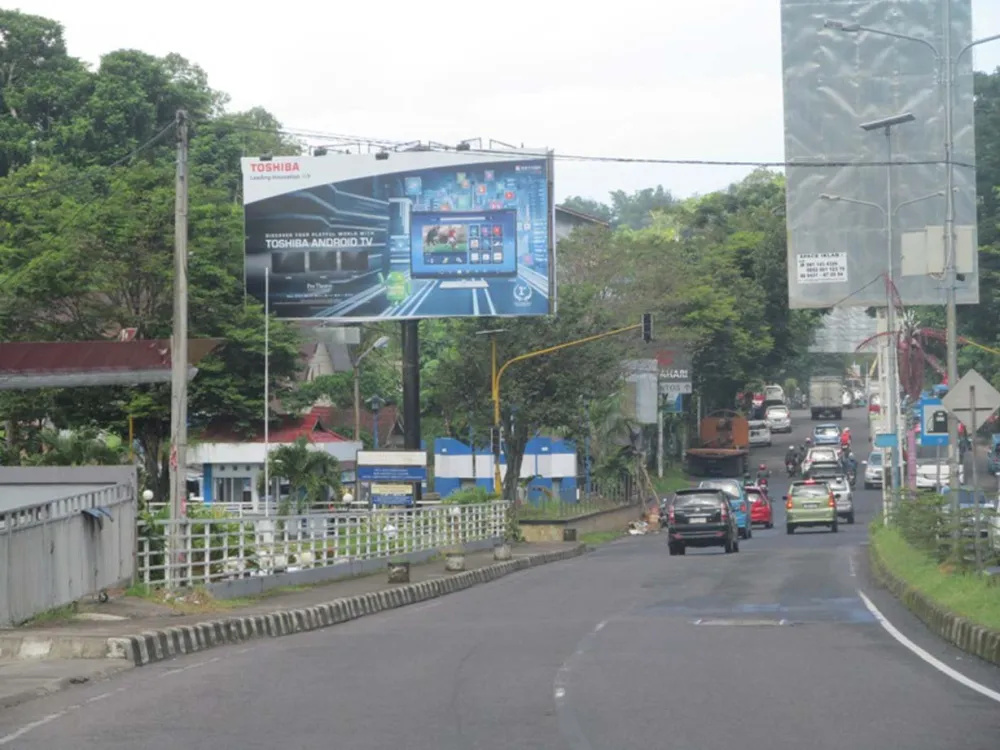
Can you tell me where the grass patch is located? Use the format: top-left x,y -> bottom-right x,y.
22,603 -> 78,627
652,467 -> 690,495
871,524 -> 1000,632
579,530 -> 625,546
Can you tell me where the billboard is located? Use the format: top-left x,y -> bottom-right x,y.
241,151 -> 555,320
780,0 -> 978,308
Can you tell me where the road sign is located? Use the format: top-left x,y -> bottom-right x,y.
659,381 -> 692,395
874,432 -> 897,448
919,397 -> 949,447
941,369 -> 1000,431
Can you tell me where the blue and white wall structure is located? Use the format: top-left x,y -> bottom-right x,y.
434,437 -> 578,502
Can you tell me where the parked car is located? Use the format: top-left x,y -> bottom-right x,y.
665,488 -> 740,555
915,459 -> 964,491
744,484 -> 774,528
698,479 -> 753,539
749,420 -> 772,447
765,404 -> 792,433
785,479 -> 838,534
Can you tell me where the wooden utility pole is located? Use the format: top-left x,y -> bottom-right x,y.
168,110 -> 189,586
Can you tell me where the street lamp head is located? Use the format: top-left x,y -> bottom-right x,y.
860,112 -> 916,131
372,335 -> 390,350
824,19 -> 861,33
819,193 -> 840,201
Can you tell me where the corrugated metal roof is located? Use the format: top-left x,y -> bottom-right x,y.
200,409 -> 350,444
0,340 -> 220,374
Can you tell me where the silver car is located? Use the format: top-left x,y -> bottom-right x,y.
822,474 -> 855,524
765,405 -> 791,433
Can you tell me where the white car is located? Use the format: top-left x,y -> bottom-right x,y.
802,447 -> 840,474
765,405 -> 792,433
914,460 -> 964,490
863,451 -> 884,489
748,420 -> 772,447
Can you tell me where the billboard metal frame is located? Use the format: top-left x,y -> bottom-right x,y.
780,0 -> 979,309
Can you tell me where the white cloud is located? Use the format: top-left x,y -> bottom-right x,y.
12,0 -> 1000,203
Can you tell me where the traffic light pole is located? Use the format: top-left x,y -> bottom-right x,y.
490,316 -> 651,497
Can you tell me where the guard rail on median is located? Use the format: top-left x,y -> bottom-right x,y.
137,501 -> 508,588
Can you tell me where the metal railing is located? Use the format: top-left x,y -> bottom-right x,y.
137,501 -> 507,588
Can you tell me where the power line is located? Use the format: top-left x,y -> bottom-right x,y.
0,122 -> 176,203
221,122 -> 974,170
826,274 -> 886,309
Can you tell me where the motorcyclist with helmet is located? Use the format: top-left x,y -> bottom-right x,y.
785,444 -> 800,475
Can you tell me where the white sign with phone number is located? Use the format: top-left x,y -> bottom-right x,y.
796,252 -> 847,284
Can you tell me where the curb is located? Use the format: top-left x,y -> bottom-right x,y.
0,663 -> 133,711
868,539 -> 1000,666
107,545 -> 586,667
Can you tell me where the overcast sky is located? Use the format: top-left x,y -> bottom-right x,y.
14,0 -> 1000,203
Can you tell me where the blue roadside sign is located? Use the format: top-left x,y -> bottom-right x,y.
919,397 -> 949,447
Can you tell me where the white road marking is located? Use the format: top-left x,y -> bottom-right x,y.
0,712 -> 65,746
848,554 -> 857,577
553,618 -> 612,750
162,656 -> 220,677
857,589 -> 1000,704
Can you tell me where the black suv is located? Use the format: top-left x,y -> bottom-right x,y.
665,488 -> 740,556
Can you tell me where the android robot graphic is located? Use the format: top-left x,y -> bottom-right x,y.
379,271 -> 411,304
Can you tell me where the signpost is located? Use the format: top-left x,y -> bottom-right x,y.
941,369 -> 1000,569
356,450 -> 428,507
655,347 -> 693,478
919,396 -> 949,491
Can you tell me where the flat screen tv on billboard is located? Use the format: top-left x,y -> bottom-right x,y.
241,151 -> 555,321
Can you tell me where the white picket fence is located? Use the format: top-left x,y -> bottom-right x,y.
137,501 -> 507,589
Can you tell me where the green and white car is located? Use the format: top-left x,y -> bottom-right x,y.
785,479 -> 838,534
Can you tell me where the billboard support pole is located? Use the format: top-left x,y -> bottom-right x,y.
168,109 -> 189,588
401,320 -> 422,501
263,267 -> 270,516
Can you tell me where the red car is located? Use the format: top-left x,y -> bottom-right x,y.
745,484 -> 774,528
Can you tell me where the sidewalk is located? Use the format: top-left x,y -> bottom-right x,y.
0,541 -> 584,709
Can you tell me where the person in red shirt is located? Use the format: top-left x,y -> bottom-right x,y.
840,427 -> 852,450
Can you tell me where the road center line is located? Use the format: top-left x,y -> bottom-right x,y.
553,617 -> 612,750
856,589 -> 1000,704
0,712 -> 66,746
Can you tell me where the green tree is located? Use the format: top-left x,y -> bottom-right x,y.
19,427 -> 126,466
0,10 -> 305,490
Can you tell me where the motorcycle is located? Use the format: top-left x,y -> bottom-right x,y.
758,476 -> 769,491
785,459 -> 798,477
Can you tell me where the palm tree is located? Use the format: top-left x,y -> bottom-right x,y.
22,428 -> 127,466
259,437 -> 342,513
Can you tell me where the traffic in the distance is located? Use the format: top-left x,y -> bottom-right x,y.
662,377 -> 873,553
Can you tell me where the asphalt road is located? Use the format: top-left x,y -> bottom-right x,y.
2,409 -> 998,749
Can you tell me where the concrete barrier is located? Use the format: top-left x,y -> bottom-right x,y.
868,539 -> 1000,666
518,504 -> 642,543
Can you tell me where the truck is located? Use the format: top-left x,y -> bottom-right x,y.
684,411 -> 750,477
809,375 -> 844,420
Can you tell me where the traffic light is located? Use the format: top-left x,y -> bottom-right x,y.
642,313 -> 652,343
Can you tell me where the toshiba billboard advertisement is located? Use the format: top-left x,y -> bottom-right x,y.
241,150 -> 555,321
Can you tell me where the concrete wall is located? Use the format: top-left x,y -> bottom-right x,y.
0,477 -> 137,626
519,504 -> 642,543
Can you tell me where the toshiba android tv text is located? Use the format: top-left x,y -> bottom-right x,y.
240,151 -> 555,321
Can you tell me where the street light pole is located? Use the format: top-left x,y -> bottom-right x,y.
352,335 -> 390,497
